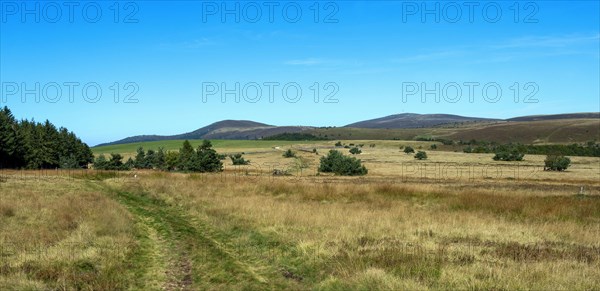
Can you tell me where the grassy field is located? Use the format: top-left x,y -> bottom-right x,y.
3,140 -> 600,289
93,140 -> 321,157
93,118 -> 600,157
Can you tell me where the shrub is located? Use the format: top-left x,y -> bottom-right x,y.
282,149 -> 296,158
544,155 -> 571,171
124,157 -> 135,169
349,147 -> 362,155
404,146 -> 415,154
335,141 -> 343,147
107,153 -> 127,170
193,140 -> 223,172
493,150 -> 524,161
440,139 -> 454,145
230,153 -> 250,165
472,146 -> 489,153
414,151 -> 428,160
165,151 -> 179,171
93,154 -> 108,170
319,150 -> 368,176
430,144 -> 437,150
134,147 -> 147,169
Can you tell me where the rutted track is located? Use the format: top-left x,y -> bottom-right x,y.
97,181 -> 295,290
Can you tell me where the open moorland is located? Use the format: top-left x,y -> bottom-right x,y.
1,139 -> 599,290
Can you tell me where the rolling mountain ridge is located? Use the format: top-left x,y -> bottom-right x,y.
344,113 -> 501,128
96,112 -> 600,146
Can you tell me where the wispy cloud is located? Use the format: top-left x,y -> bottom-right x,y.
491,34 -> 600,49
284,58 -> 329,66
182,38 -> 218,48
390,50 -> 465,63
158,38 -> 217,50
389,33 -> 599,65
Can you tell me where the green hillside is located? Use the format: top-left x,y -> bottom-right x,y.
92,139 -> 318,156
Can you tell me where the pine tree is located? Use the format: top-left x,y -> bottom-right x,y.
108,153 -> 124,170
0,107 -> 23,168
94,154 -> 109,170
145,149 -> 156,169
41,120 -> 59,168
134,147 -> 146,169
124,157 -> 135,170
165,151 -> 179,171
0,106 -> 93,169
195,140 -> 223,172
178,140 -> 195,171
155,147 -> 166,170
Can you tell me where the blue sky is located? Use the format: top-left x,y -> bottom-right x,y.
1,1 -> 599,145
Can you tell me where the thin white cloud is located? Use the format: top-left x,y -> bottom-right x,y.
390,50 -> 464,63
389,33 -> 599,65
158,38 -> 217,50
182,38 -> 217,48
491,34 -> 600,49
284,58 -> 328,66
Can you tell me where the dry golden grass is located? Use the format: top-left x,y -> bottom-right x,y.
0,175 -> 135,290
126,169 -> 599,289
1,142 -> 599,289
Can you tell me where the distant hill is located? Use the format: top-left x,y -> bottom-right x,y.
96,120 -> 310,146
507,112 -> 600,122
445,118 -> 600,144
308,118 -> 600,144
344,113 -> 500,129
96,112 -> 600,146
177,120 -> 271,139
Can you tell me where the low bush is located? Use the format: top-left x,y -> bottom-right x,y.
544,155 -> 571,171
319,150 -> 368,176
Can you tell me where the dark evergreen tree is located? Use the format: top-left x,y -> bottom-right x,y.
124,157 -> 135,170
134,147 -> 146,169
155,147 -> 166,170
165,151 -> 179,171
107,153 -> 125,170
196,140 -> 223,172
145,149 -> 156,169
94,154 -> 109,170
0,106 -> 92,169
0,107 -> 23,168
178,140 -> 195,171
